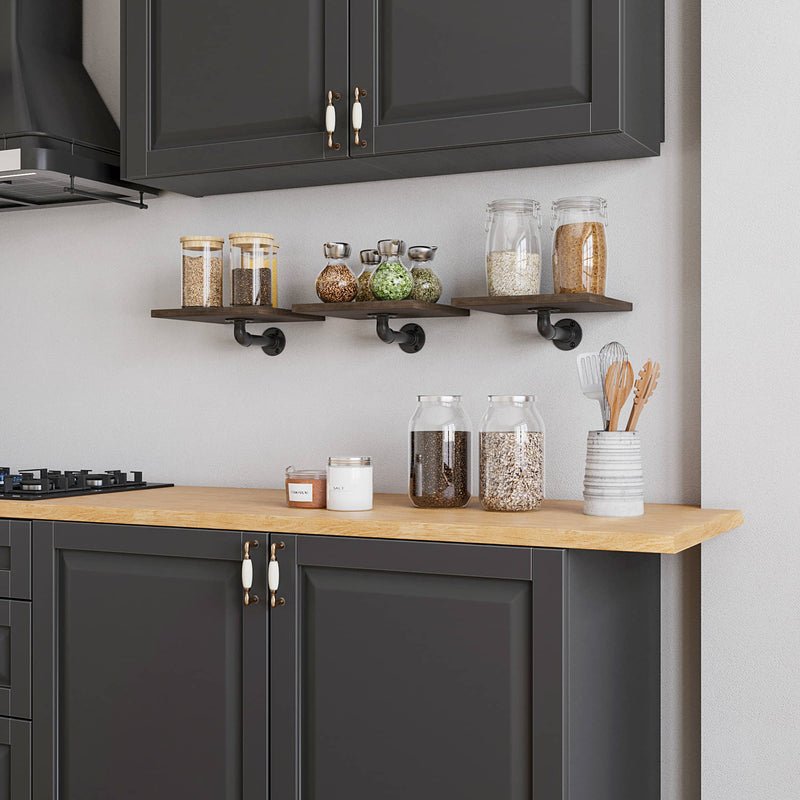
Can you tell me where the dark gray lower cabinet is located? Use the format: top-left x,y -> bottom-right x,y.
0,718 -> 30,800
271,535 -> 661,800
32,522 -> 268,800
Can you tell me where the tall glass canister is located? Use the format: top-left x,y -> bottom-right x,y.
180,236 -> 224,307
485,199 -> 542,295
229,232 -> 274,306
409,395 -> 471,508
551,196 -> 608,294
479,395 -> 545,511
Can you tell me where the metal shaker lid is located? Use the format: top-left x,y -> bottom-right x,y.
376,239 -> 406,256
323,242 -> 351,258
359,248 -> 381,264
408,245 -> 438,262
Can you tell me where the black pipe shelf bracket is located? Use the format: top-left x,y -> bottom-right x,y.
532,308 -> 582,351
371,314 -> 426,353
232,320 -> 286,356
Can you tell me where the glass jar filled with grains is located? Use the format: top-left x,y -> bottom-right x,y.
485,199 -> 542,296
316,242 -> 358,302
408,246 -> 442,303
551,196 -> 608,294
409,395 -> 471,508
355,248 -> 381,301
229,232 -> 274,306
270,241 -> 280,307
479,395 -> 545,512
180,236 -> 224,307
370,239 -> 412,300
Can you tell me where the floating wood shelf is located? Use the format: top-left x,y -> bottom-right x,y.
450,294 -> 633,351
291,300 -> 469,353
151,306 -> 323,356
291,299 -> 469,320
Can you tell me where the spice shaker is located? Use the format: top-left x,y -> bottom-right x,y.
551,196 -> 608,295
409,395 -> 471,508
479,395 -> 545,511
180,236 -> 224,307
229,232 -> 274,306
327,457 -> 373,511
408,246 -> 442,303
485,199 -> 542,296
356,248 -> 381,301
370,239 -> 412,300
315,242 -> 358,302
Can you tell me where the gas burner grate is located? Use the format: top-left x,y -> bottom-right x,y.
0,468 -> 173,500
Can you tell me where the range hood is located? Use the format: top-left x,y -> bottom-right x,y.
0,0 -> 155,210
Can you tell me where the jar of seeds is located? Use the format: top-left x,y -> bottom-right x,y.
356,248 -> 381,301
485,199 -> 542,296
316,242 -> 358,302
408,245 -> 442,303
371,239 -> 412,300
551,196 -> 607,294
180,236 -> 224,307
409,395 -> 471,508
479,395 -> 545,512
230,232 -> 274,306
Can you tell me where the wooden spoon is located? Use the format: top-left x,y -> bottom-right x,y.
604,361 -> 634,432
625,360 -> 661,431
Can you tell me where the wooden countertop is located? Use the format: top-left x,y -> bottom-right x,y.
0,487 -> 742,554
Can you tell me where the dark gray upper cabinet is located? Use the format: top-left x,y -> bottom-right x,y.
32,522 -> 269,800
270,534 -> 661,800
122,0 -> 664,195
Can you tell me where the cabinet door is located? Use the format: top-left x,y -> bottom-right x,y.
123,0 -> 349,180
349,0 -> 623,156
270,535 -> 567,800
0,718 -> 30,800
32,523 -> 269,800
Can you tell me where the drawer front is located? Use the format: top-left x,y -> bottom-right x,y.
0,601 -> 30,720
0,718 -> 30,800
0,522 -> 31,600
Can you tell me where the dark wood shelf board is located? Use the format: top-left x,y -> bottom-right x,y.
450,294 -> 633,315
151,307 -> 324,324
291,300 -> 470,320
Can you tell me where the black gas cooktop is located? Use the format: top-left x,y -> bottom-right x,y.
0,468 -> 173,500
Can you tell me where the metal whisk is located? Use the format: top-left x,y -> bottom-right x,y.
599,341 -> 629,430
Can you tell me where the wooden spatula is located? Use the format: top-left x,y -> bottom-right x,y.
604,361 -> 634,432
625,360 -> 661,431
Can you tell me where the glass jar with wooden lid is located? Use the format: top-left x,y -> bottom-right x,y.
180,236 -> 224,307
229,232 -> 274,306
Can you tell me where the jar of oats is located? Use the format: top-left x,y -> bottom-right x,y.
479,395 -> 545,512
485,199 -> 542,296
180,236 -> 224,307
551,196 -> 608,294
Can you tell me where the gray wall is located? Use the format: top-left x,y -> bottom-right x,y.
701,1 -> 800,797
6,2 -> 699,796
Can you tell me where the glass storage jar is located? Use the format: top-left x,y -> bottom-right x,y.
356,248 -> 381,301
327,456 -> 373,511
409,395 -> 471,508
285,466 -> 327,508
485,199 -> 542,296
408,246 -> 442,303
270,241 -> 280,307
479,395 -> 545,511
316,242 -> 358,302
551,196 -> 608,294
370,239 -> 412,300
229,232 -> 274,306
180,236 -> 224,307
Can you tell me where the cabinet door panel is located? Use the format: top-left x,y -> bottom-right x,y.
0,601 -> 30,720
349,0 -> 618,155
124,0 -> 348,179
0,521 -> 31,601
0,718 -> 30,800
33,523 -> 268,800
270,535 -> 565,800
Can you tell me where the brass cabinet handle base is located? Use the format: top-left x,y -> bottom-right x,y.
242,540 -> 259,606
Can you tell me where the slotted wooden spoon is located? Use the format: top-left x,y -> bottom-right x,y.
625,360 -> 661,431
604,361 -> 634,432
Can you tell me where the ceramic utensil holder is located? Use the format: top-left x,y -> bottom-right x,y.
583,430 -> 644,517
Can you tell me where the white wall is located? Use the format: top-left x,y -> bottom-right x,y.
6,2 -> 698,795
701,2 -> 800,798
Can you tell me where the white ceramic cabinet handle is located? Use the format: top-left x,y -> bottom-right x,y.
269,542 -> 286,608
242,540 -> 258,606
352,87 -> 367,148
325,90 -> 341,150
